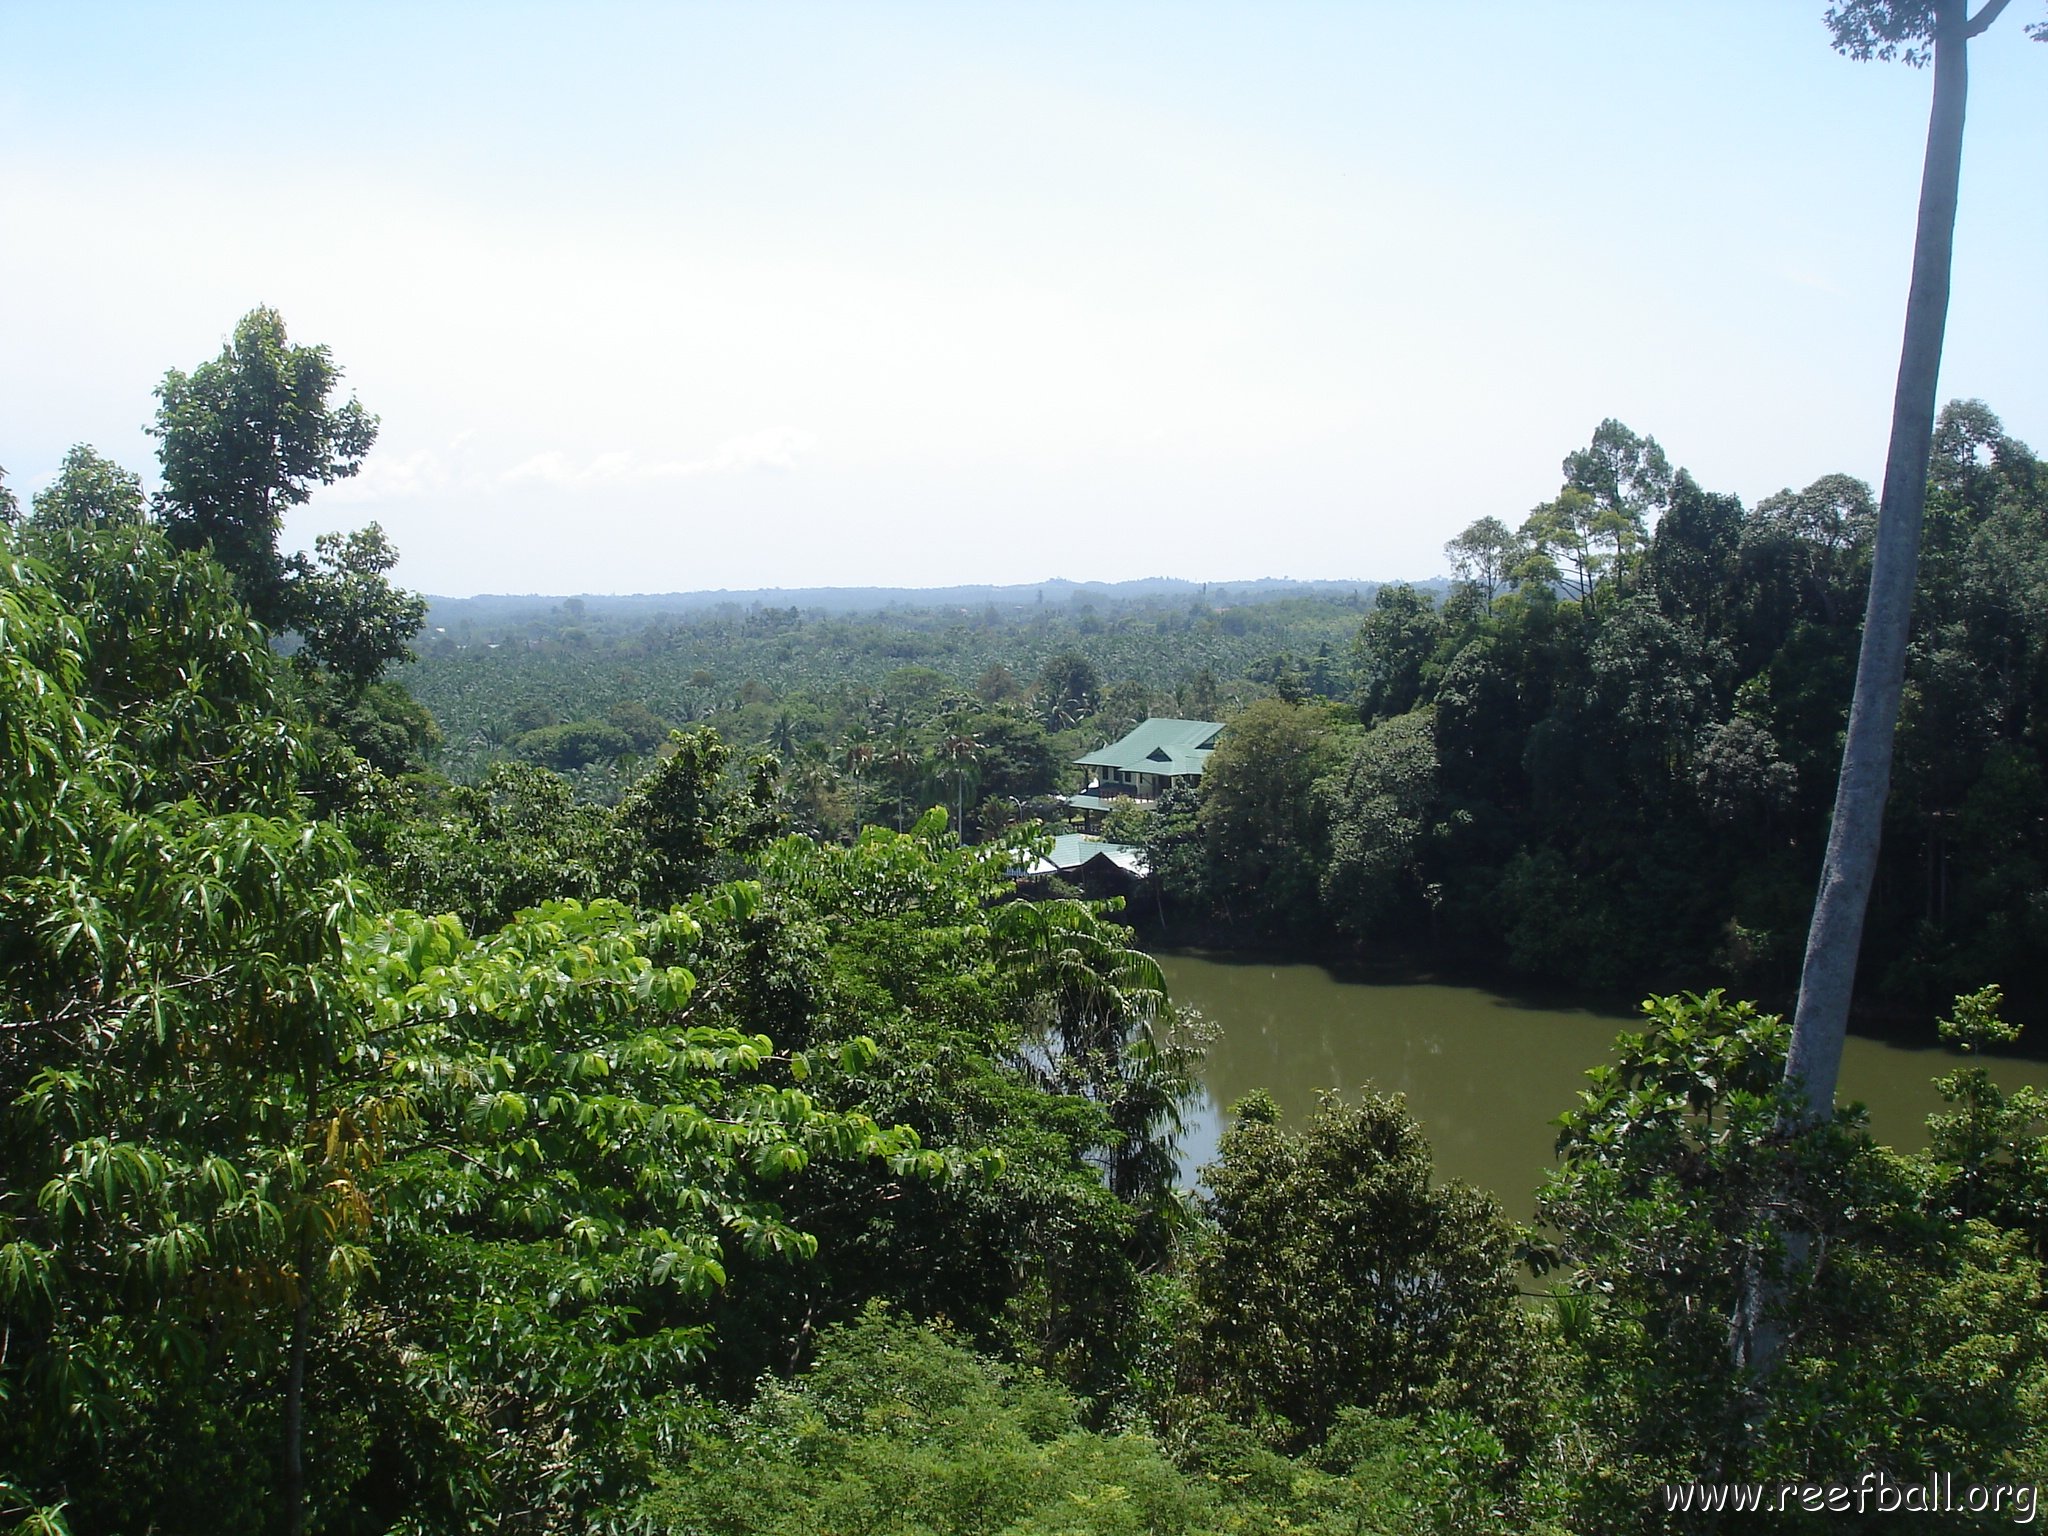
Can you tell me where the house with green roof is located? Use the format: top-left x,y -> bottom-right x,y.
1063,717 -> 1223,827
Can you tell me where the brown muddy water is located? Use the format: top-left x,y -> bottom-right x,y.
1158,950 -> 2048,1217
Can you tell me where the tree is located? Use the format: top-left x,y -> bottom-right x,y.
1784,0 -> 2040,1126
0,527 -> 373,1535
1643,470 -> 1746,639
991,897 -> 1191,1208
1924,986 -> 2047,1241
958,710 -> 1058,804
1444,516 -> 1517,612
1184,1090 -> 1533,1450
28,444 -> 145,530
1561,417 -> 1673,527
617,727 -> 783,907
290,523 -> 426,694
1320,707 -> 1440,938
1520,489 -> 1608,604
1693,715 -> 1797,828
1037,651 -> 1101,728
383,761 -> 621,930
0,537 -> 954,1531
19,521 -> 303,810
1196,700 -> 1353,934
938,730 -> 981,837
348,896 -> 931,1525
1750,473 -> 1876,627
1350,584 -> 1443,723
153,307 -> 378,629
1539,992 -> 2048,1529
879,731 -> 923,831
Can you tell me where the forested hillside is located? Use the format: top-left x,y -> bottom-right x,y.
1142,407 -> 2048,1019
400,585 -> 1373,785
7,314 -> 2048,1532
402,407 -> 2048,1022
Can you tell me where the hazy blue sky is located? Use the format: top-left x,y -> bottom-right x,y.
3,2 -> 2042,596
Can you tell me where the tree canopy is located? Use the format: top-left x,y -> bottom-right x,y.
153,307 -> 379,631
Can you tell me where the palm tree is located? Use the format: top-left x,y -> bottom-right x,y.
785,757 -> 846,839
939,731 -> 982,840
880,733 -> 921,832
990,899 -> 1192,1205
767,709 -> 800,761
838,727 -> 876,825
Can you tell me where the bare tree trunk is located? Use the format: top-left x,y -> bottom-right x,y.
1782,3 -> 1971,1127
282,1281 -> 310,1536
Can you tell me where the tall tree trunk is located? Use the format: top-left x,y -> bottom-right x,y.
282,1280 -> 311,1536
283,1065 -> 321,1536
1781,3 -> 1971,1127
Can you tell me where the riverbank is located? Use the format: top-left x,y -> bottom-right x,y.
1126,903 -> 2048,1060
1153,948 -> 2048,1213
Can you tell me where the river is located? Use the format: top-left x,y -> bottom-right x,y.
1157,950 -> 2048,1216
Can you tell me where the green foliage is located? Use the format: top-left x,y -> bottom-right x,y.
27,443 -> 145,530
1182,1091 -> 1537,1452
606,697 -> 672,753
514,716 -> 637,772
637,1308 -> 1196,1536
301,674 -> 443,783
1319,707 -> 1440,938
153,307 -> 378,631
380,761 -> 623,931
1927,985 -> 2048,1252
992,896 -> 1195,1210
403,587 -> 1364,804
1039,649 -> 1103,727
618,727 -> 784,908
1352,584 -> 1444,723
695,823 -> 1173,1402
1539,990 -> 2048,1530
636,1308 -> 1530,1536
1562,418 -> 1672,525
1195,699 -> 1354,938
347,896 -> 932,1521
1443,516 -> 1518,611
0,526 -> 372,1533
16,519 -> 306,810
19,310 -> 2048,1532
145,309 -> 431,790
291,523 -> 427,695
0,534 -> 971,1529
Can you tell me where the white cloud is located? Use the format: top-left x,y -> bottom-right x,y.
499,428 -> 817,489
328,447 -> 458,502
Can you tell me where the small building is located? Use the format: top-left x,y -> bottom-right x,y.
1064,717 -> 1222,828
1011,833 -> 1151,895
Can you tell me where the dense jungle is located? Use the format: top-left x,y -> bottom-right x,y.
5,295 -> 2048,1535
400,395 -> 2048,1022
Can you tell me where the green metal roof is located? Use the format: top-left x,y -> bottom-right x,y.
1015,835 -> 1150,879
1061,794 -> 1128,813
1073,718 -> 1223,775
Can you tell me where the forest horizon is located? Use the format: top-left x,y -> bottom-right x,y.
8,1 -> 2048,1528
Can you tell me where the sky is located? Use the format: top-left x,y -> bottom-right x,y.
2,3 -> 2044,597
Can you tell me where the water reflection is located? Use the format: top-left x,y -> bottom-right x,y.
1158,951 -> 2048,1219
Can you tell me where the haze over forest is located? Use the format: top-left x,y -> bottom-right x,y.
9,4 -> 2048,1533
5,3 -> 2046,594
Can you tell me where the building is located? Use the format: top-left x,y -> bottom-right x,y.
1012,833 -> 1151,888
1063,717 -> 1223,829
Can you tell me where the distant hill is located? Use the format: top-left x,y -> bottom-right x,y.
423,575 -> 1451,626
